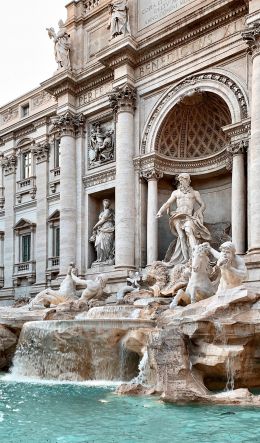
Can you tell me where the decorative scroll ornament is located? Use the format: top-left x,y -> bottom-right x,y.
242,22 -> 260,56
52,112 -> 85,137
88,122 -> 115,168
141,169 -> 163,181
109,84 -> 136,114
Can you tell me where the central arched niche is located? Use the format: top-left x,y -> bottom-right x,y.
155,91 -> 233,261
155,92 -> 231,159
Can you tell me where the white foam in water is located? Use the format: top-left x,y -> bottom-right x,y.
1,373 -> 121,387
0,412 -> 4,422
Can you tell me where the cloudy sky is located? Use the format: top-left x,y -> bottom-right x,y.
0,0 -> 68,107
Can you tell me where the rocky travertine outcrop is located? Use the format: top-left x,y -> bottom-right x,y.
147,285 -> 260,404
0,325 -> 18,370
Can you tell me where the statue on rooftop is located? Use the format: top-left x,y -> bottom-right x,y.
107,0 -> 131,39
156,173 -> 211,266
47,20 -> 71,70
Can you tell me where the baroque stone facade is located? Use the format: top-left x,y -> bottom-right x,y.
0,0 -> 259,301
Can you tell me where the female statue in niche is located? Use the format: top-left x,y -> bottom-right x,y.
90,199 -> 115,265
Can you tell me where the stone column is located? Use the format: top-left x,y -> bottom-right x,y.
33,142 -> 49,287
109,85 -> 136,269
142,169 -> 163,264
227,141 -> 247,254
242,23 -> 260,257
53,112 -> 85,275
1,154 -> 17,289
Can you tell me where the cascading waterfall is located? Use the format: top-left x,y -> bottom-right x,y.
214,320 -> 235,391
132,351 -> 149,385
9,318 -> 154,382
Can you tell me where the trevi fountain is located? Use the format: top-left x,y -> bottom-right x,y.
1,0 -> 260,442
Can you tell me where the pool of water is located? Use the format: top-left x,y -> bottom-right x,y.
0,379 -> 259,443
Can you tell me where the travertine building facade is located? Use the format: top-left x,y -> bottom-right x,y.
0,0 -> 259,302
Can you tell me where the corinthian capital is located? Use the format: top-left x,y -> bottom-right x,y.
1,153 -> 17,176
242,21 -> 260,57
141,169 -> 163,181
52,112 -> 85,137
227,139 -> 248,156
32,141 -> 50,164
109,84 -> 136,114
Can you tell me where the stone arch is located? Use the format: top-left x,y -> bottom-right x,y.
141,69 -> 249,155
16,137 -> 34,150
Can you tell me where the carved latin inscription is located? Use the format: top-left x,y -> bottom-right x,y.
138,0 -> 190,29
137,17 -> 245,78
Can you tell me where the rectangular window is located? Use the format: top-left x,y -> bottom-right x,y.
53,226 -> 60,257
21,234 -> 31,262
54,139 -> 60,168
21,104 -> 29,118
22,152 -> 32,179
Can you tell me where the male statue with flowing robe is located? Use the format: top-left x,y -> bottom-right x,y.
156,173 -> 211,266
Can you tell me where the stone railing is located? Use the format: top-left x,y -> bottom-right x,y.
17,176 -> 36,191
13,261 -> 36,275
84,0 -> 107,13
47,257 -> 60,269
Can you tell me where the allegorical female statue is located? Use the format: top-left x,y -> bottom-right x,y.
90,199 -> 115,265
47,20 -> 71,70
107,0 -> 131,38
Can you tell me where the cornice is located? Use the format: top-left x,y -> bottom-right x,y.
41,71 -> 78,98
83,166 -> 116,188
137,0 -> 247,48
134,150 -> 231,176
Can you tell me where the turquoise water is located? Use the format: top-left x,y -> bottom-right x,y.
0,380 -> 259,443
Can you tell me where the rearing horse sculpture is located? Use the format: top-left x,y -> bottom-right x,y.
170,243 -> 219,308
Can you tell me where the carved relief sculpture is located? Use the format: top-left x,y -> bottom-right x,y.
107,0 -> 131,39
47,20 -> 71,70
88,122 -> 115,167
89,199 -> 115,265
156,173 -> 211,265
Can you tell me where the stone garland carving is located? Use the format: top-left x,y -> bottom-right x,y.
52,112 -> 85,137
32,92 -> 53,109
1,107 -> 19,124
242,21 -> 260,56
88,122 -> 115,167
47,20 -> 71,70
109,84 -> 136,114
141,73 -> 249,155
107,1 -> 131,39
89,199 -> 115,266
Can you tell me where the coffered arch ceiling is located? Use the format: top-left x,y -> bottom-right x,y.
155,92 -> 231,160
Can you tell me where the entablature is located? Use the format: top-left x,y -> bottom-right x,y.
134,150 -> 231,177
